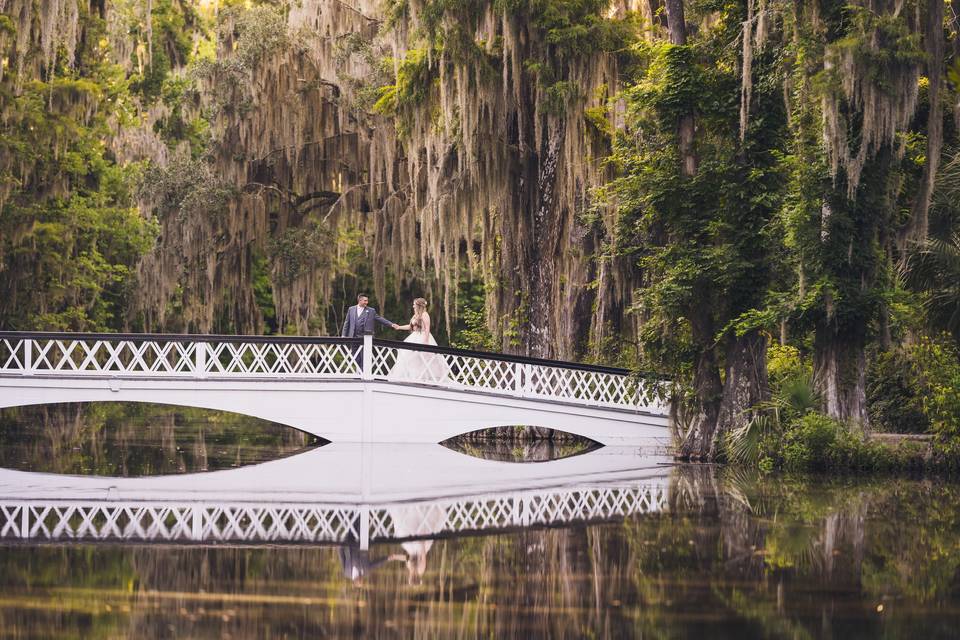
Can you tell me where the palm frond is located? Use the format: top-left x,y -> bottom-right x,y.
908,234 -> 960,339
725,414 -> 774,466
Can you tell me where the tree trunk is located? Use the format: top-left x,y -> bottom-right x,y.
813,320 -> 869,427
665,0 -> 697,177
677,308 -> 723,460
905,0 -> 945,243
665,0 -> 716,459
715,329 -> 770,458
664,0 -> 687,45
647,0 -> 668,36
527,123 -> 565,358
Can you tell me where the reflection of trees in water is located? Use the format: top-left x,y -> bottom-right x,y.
353,527 -> 633,638
0,528 -> 646,638
443,436 -> 600,462
0,402 -> 318,475
1,472 -> 959,637
625,467 -> 959,637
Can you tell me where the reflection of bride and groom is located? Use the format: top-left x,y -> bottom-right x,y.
340,294 -> 450,383
339,503 -> 448,585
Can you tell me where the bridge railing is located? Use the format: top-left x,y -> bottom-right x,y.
0,332 -> 361,379
0,484 -> 667,544
372,339 -> 657,411
0,332 -> 659,411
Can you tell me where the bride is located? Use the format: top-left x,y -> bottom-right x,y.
388,298 -> 450,384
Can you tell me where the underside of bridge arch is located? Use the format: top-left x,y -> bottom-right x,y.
4,392 -> 317,434
440,426 -> 603,462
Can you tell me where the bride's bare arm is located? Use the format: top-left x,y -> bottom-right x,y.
397,323 -> 411,330
421,313 -> 431,343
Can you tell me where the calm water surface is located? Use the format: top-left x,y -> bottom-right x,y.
0,403 -> 322,475
0,403 -> 957,638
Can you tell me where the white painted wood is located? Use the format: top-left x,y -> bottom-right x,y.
0,335 -> 670,445
0,443 -> 671,545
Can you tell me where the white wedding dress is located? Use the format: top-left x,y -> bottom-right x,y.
387,330 -> 451,384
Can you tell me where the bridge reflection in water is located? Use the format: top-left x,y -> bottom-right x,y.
0,444 -> 671,548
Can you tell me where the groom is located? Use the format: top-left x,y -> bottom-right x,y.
341,294 -> 398,339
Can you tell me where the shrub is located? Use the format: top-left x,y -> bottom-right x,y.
767,344 -> 810,383
912,338 -> 960,454
781,413 -> 904,472
782,413 -> 843,470
867,347 -> 931,433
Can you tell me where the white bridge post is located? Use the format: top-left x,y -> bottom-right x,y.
195,342 -> 207,379
22,339 -> 33,376
361,334 -> 373,380
359,506 -> 370,550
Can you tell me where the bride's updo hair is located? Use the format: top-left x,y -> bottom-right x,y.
411,298 -> 428,330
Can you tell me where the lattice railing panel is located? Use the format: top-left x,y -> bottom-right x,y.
0,337 -> 360,379
0,486 -> 666,544
35,340 -> 190,375
0,339 -> 25,372
0,502 -> 362,543
524,366 -> 641,407
372,345 -> 518,389
371,485 -> 668,541
203,342 -> 358,377
373,343 -> 648,409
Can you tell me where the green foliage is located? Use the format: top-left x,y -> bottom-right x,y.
217,5 -> 290,71
190,4 -> 292,122
139,155 -> 235,221
723,345 -> 816,470
909,338 -> 960,453
333,32 -> 395,112
867,346 -> 932,434
908,233 -> 960,344
725,341 -> 960,472
523,0 -> 637,59
450,278 -> 497,351
0,4 -> 161,331
724,414 -> 777,467
777,412 -> 940,473
541,80 -> 580,115
252,252 -> 278,334
782,413 -> 846,470
451,308 -> 496,351
0,0 -> 216,331
154,76 -> 208,156
267,220 -> 335,287
373,48 -> 434,115
766,344 -> 809,384
608,10 -> 786,400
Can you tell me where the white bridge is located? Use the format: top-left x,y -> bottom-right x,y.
0,332 -> 669,446
0,443 -> 671,548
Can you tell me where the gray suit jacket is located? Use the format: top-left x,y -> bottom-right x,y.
341,305 -> 394,337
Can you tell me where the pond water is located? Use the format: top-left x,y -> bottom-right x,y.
0,403 -> 323,475
0,403 -> 958,638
